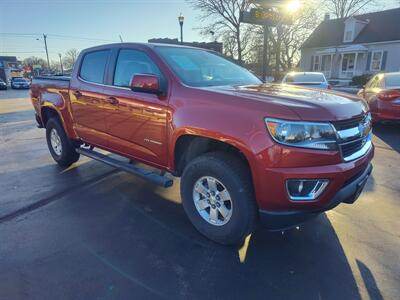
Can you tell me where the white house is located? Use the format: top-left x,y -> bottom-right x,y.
300,8 -> 400,85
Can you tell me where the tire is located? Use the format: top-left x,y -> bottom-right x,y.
46,117 -> 80,167
181,152 -> 258,245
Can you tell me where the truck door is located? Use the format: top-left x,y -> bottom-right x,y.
101,48 -> 169,168
69,49 -> 111,147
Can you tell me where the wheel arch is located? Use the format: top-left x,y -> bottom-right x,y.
40,102 -> 78,139
41,105 -> 62,127
172,132 -> 254,179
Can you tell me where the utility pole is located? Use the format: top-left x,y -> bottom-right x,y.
119,35 -> 123,42
43,34 -> 50,71
58,53 -> 63,75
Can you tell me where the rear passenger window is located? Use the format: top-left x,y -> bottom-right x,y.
80,50 -> 110,84
113,49 -> 162,87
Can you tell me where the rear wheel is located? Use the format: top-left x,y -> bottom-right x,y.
181,152 -> 257,245
46,118 -> 80,167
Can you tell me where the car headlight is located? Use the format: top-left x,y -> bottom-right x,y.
265,118 -> 337,150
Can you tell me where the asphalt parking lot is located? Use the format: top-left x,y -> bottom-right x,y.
0,89 -> 399,300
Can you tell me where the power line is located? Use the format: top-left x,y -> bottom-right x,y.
48,34 -> 117,43
0,51 -> 45,53
0,33 -> 40,36
0,32 -> 117,43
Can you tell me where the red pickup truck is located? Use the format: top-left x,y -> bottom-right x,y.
31,43 -> 373,245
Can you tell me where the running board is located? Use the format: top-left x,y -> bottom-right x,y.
76,148 -> 173,188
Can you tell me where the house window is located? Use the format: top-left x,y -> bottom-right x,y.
313,56 -> 320,71
342,53 -> 355,72
344,30 -> 353,42
370,51 -> 383,71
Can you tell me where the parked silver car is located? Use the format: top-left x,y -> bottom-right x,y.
282,72 -> 331,90
11,77 -> 31,89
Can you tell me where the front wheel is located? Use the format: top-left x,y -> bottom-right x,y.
46,118 -> 80,167
180,152 -> 257,245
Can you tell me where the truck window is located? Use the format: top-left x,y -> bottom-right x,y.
113,49 -> 162,87
80,50 -> 110,84
155,46 -> 261,87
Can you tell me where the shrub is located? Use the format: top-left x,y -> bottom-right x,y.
351,74 -> 372,87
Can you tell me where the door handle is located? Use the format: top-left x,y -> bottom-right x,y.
105,97 -> 119,105
73,90 -> 82,98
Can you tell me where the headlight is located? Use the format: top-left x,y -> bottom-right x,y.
265,118 -> 337,150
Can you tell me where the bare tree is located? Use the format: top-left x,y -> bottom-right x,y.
186,0 -> 252,63
248,1 -> 319,78
325,0 -> 376,18
63,49 -> 79,70
188,0 -> 319,77
22,56 -> 47,69
279,2 -> 320,70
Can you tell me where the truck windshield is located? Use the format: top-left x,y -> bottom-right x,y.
155,46 -> 261,87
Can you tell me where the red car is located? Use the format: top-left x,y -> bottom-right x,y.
30,43 -> 374,245
358,72 -> 400,123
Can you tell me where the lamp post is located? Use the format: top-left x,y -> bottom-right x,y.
58,53 -> 63,75
178,13 -> 184,44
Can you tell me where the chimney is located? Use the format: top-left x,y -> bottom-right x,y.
324,13 -> 330,21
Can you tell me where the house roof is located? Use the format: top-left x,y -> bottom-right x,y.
302,8 -> 400,49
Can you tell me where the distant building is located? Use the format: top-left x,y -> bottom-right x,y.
300,8 -> 400,85
148,38 -> 223,53
0,56 -> 23,84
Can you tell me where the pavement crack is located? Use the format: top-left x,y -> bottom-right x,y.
0,169 -> 117,224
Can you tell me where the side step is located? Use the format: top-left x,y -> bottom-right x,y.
76,148 -> 173,188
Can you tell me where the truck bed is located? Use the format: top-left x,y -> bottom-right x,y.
31,75 -> 71,97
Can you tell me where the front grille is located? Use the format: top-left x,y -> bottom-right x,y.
340,138 -> 365,158
331,113 -> 371,161
332,114 -> 364,131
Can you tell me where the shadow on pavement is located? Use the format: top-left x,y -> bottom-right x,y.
373,122 -> 400,153
356,260 -> 383,300
0,172 -> 363,300
0,110 -> 34,122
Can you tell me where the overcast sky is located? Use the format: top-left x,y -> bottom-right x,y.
1,0 -> 399,62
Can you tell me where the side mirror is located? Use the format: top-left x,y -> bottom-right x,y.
130,74 -> 162,95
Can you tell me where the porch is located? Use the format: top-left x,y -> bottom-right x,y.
313,45 -> 369,81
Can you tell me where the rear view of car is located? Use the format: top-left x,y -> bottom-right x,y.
11,77 -> 30,89
282,72 -> 331,90
0,78 -> 7,90
357,72 -> 400,123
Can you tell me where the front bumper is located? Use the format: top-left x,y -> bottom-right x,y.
12,85 -> 30,89
259,162 -> 373,230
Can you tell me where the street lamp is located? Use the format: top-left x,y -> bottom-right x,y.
178,13 -> 184,44
59,53 -> 63,75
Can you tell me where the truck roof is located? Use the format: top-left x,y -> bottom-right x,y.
81,42 -> 210,53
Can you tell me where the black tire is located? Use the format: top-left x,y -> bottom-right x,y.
181,152 -> 258,245
46,117 -> 80,167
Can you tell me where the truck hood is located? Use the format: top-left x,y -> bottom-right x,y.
207,84 -> 368,121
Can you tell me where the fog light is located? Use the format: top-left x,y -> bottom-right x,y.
286,179 -> 329,201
